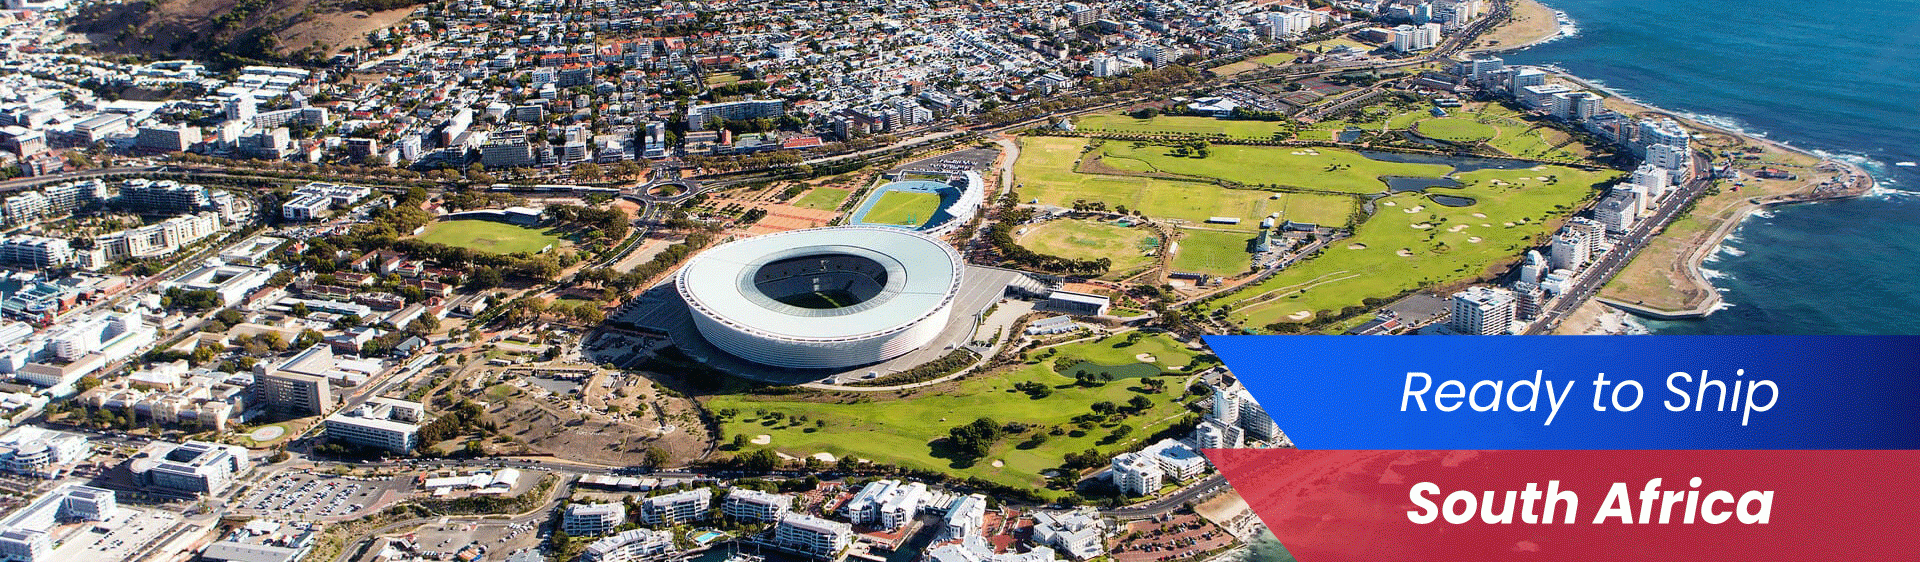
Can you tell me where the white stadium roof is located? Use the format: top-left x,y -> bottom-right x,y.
676,226 -> 963,342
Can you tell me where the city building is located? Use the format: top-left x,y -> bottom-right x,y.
128,440 -> 251,495
638,488 -> 711,526
0,484 -> 118,562
0,235 -> 71,269
721,489 -> 790,523
322,397 -> 424,453
1448,286 -> 1517,335
1030,508 -> 1104,560
582,528 -> 674,562
687,99 -> 785,130
772,513 -> 853,559
0,427 -> 88,478
253,345 -> 337,416
563,503 -> 628,537
941,494 -> 987,541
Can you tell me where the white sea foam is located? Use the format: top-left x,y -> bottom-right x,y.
1897,162 -> 1917,167
1699,267 -> 1730,281
1749,208 -> 1774,219
1718,245 -> 1746,258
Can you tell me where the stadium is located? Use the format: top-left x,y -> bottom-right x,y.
674,226 -> 966,370
848,171 -> 985,235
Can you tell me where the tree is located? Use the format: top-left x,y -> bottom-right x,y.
572,162 -> 604,182
643,447 -> 670,469
76,375 -> 103,392
732,434 -> 748,450
1128,395 -> 1154,412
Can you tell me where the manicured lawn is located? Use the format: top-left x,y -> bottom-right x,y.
860,190 -> 943,226
1415,118 -> 1497,142
704,332 -> 1208,491
1172,229 -> 1255,277
415,219 -> 566,254
1215,164 -> 1623,327
1017,219 -> 1159,280
1073,114 -> 1290,140
793,187 -> 851,211
1098,142 -> 1450,194
1015,138 -> 1358,230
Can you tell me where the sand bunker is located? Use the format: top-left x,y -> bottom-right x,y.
1135,353 -> 1158,363
1411,223 -> 1433,229
1504,222 -> 1517,227
1467,236 -> 1484,243
1448,224 -> 1470,232
1472,213 -> 1487,218
812,452 -> 837,463
752,435 -> 772,445
1382,201 -> 1398,206
991,460 -> 1005,467
1347,243 -> 1368,250
1481,223 -> 1492,227
1287,311 -> 1313,321
1397,248 -> 1415,257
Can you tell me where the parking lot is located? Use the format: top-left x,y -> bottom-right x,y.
406,517 -> 544,560
50,505 -> 181,561
232,472 -> 411,520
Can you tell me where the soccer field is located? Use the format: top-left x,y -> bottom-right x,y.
415,220 -> 565,254
859,191 -> 944,226
792,187 -> 851,211
1172,229 -> 1254,277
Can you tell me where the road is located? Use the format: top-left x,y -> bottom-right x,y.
1524,153 -> 1714,333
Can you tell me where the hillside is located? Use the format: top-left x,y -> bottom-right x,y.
66,0 -> 416,66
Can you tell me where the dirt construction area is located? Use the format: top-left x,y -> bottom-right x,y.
479,366 -> 713,466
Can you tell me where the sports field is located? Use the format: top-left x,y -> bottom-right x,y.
1172,229 -> 1255,276
1073,114 -> 1290,140
1097,142 -> 1450,194
415,219 -> 565,254
792,187 -> 851,211
1213,164 -> 1622,328
704,332 -> 1210,491
861,191 -> 943,226
1017,219 -> 1158,280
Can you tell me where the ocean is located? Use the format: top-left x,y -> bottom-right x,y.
1502,0 -> 1920,334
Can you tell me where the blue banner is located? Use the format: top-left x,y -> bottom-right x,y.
1203,335 -> 1920,449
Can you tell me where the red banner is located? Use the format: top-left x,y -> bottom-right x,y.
1205,449 -> 1920,561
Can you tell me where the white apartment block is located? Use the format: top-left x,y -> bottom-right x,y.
1448,286 -> 1517,336
721,488 -> 790,523
773,513 -> 852,559
638,488 -> 711,526
582,528 -> 674,562
564,503 -> 628,537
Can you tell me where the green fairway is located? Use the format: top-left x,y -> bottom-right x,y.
1172,229 -> 1255,277
1097,142 -> 1450,194
1414,118 -> 1497,142
704,332 -> 1210,491
792,187 -> 851,211
415,219 -> 566,254
1017,219 -> 1159,280
860,191 -> 943,226
1073,114 -> 1290,140
1015,137 -> 1359,230
1214,164 -> 1622,328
